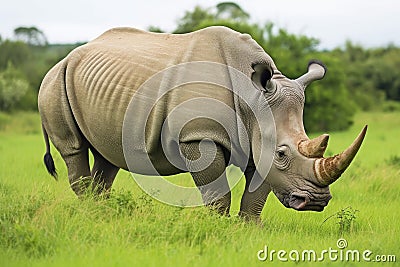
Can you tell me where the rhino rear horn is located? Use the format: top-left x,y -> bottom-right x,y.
298,134 -> 329,158
296,60 -> 327,88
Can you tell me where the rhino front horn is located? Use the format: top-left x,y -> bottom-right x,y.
296,60 -> 327,88
314,125 -> 368,186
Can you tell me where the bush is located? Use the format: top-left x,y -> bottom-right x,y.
0,112 -> 10,131
0,63 -> 30,111
386,155 -> 400,166
0,40 -> 31,70
382,101 -> 400,112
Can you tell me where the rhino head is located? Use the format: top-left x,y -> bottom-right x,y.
252,60 -> 367,212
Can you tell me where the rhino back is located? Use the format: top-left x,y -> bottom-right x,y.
62,27 -> 271,173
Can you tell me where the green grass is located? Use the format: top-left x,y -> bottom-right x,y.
0,111 -> 399,266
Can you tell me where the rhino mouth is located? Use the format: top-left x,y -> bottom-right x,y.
288,193 -> 330,212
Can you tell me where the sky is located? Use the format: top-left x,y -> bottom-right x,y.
0,0 -> 398,49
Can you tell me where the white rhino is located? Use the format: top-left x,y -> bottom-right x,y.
39,26 -> 366,220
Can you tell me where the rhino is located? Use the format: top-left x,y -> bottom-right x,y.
38,26 -> 367,220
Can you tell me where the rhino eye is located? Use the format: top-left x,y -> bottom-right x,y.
276,146 -> 289,160
277,150 -> 285,158
275,146 -> 291,170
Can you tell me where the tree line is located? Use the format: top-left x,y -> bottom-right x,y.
1,2 -> 399,132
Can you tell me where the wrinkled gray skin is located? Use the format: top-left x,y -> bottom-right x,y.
39,26 -> 366,221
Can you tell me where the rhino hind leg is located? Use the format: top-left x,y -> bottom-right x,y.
61,144 -> 120,197
63,149 -> 92,195
47,125 -> 93,195
179,141 -> 231,215
90,147 -> 120,195
39,60 -> 95,196
40,110 -> 94,195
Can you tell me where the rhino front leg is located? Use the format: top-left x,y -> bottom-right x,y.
239,161 -> 271,221
179,141 -> 231,215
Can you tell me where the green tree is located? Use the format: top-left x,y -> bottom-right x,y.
368,48 -> 400,101
331,46 -> 382,111
215,2 -> 250,22
333,42 -> 400,109
173,2 -> 251,34
174,6 -> 215,34
0,40 -> 31,70
0,63 -> 30,111
148,26 -> 164,33
14,26 -> 48,46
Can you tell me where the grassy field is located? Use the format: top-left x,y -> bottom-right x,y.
0,111 -> 399,266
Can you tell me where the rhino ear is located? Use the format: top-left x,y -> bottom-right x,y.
252,64 -> 275,93
296,60 -> 327,89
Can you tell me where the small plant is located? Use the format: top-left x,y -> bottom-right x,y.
107,190 -> 155,215
108,190 -> 138,215
386,155 -> 400,166
323,206 -> 359,237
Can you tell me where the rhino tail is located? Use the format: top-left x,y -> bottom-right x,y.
42,124 -> 57,180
